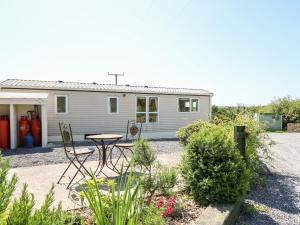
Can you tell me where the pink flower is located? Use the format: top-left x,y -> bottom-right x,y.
162,196 -> 176,217
156,196 -> 164,209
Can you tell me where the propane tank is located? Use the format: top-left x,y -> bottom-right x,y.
31,115 -> 41,146
19,116 -> 30,147
0,115 -> 10,149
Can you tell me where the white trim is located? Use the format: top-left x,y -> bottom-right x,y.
54,95 -> 68,115
177,97 -> 200,113
135,96 -> 159,124
107,96 -> 119,114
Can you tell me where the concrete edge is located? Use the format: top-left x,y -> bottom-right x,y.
193,197 -> 245,225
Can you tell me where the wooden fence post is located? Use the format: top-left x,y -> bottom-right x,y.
234,126 -> 246,159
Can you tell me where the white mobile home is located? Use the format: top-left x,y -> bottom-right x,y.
0,79 -> 213,149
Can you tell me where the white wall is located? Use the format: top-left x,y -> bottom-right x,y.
1,88 -> 211,140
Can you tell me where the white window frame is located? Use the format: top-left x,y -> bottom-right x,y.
177,97 -> 199,113
108,96 -> 119,114
136,96 -> 159,124
54,95 -> 68,115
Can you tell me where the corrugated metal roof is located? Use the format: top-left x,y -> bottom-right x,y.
0,79 -> 213,96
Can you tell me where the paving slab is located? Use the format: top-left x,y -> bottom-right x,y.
9,151 -> 183,210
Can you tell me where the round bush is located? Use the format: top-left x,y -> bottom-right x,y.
181,125 -> 250,205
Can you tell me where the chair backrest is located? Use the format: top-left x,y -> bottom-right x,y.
59,122 -> 75,152
125,120 -> 143,141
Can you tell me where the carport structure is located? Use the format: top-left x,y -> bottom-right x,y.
0,92 -> 48,149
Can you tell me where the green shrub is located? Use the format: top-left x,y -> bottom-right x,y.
7,184 -> 34,225
0,154 -> 83,225
176,120 -> 213,146
132,140 -> 177,200
181,126 -> 250,205
132,139 -> 156,168
0,155 -> 18,224
141,203 -> 163,225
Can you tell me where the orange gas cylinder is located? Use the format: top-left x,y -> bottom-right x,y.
19,116 -> 30,147
31,115 -> 41,146
0,115 -> 10,149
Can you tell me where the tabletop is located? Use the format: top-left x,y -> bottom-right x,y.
86,134 -> 123,140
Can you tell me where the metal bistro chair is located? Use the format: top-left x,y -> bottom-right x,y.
110,120 -> 143,173
57,122 -> 95,189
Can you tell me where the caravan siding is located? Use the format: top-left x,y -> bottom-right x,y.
1,88 -> 211,140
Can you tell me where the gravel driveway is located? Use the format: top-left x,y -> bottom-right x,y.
236,133 -> 300,225
2,140 -> 183,168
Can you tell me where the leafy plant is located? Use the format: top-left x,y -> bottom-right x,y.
7,184 -> 34,225
81,167 -> 142,225
0,154 -> 83,225
181,125 -> 251,205
141,203 -> 163,225
132,139 -> 156,168
176,120 -> 213,146
0,155 -> 18,225
132,140 -> 177,200
243,202 -> 267,215
264,96 -> 300,129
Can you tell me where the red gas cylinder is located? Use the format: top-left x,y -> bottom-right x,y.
19,116 -> 30,147
0,115 -> 10,149
31,115 -> 41,146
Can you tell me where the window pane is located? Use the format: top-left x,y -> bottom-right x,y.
191,99 -> 198,112
57,96 -> 66,113
136,113 -> 146,123
149,113 -> 158,123
110,98 -> 117,113
178,98 -> 190,112
149,97 -> 158,112
137,97 -> 146,112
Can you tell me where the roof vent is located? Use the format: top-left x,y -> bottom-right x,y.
92,82 -> 97,84
144,85 -> 148,88
58,80 -> 63,83
125,84 -> 130,87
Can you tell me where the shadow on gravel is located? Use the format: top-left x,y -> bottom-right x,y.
252,174 -> 300,215
237,173 -> 300,225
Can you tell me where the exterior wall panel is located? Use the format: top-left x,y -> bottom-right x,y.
1,88 -> 211,140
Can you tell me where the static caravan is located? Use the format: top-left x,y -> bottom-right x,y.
0,79 -> 213,149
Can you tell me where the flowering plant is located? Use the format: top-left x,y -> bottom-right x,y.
155,196 -> 176,217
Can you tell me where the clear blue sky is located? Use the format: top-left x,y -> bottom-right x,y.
0,0 -> 299,106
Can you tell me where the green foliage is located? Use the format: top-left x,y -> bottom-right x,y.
181,125 -> 251,205
82,167 -> 142,225
0,154 -> 83,225
0,155 -> 18,225
132,139 -> 156,168
141,203 -> 163,225
212,105 -> 259,123
266,97 -> 300,129
243,203 -> 267,215
176,120 -> 213,146
132,140 -> 177,200
177,112 -> 270,183
7,184 -> 34,225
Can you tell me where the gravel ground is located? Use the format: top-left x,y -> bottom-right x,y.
2,140 -> 184,168
236,133 -> 300,225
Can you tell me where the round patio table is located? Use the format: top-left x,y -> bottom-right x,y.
86,134 -> 123,176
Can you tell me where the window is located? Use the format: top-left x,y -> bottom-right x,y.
136,96 -> 159,123
55,95 -> 68,114
178,98 -> 199,112
108,97 -> 119,113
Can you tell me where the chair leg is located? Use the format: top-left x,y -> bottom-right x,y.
67,154 -> 91,189
57,160 -> 74,184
